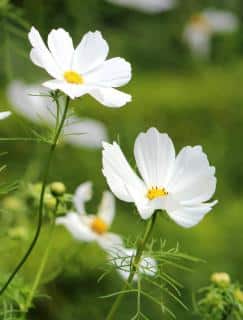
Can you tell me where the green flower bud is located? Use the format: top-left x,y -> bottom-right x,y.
44,194 -> 57,210
8,226 -> 28,240
50,182 -> 66,197
211,272 -> 231,286
2,196 -> 23,211
234,289 -> 243,303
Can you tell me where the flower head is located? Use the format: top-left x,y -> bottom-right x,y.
211,272 -> 231,287
109,246 -> 157,281
183,9 -> 238,58
56,181 -> 122,249
102,127 -> 217,227
107,0 -> 176,14
7,81 -> 107,149
28,27 -> 132,105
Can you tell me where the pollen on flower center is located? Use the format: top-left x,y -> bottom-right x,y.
146,187 -> 168,201
190,14 -> 210,30
91,217 -> 108,235
64,70 -> 84,84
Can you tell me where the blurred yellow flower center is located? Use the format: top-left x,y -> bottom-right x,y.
190,14 -> 210,30
91,217 -> 108,235
64,70 -> 84,84
146,187 -> 168,200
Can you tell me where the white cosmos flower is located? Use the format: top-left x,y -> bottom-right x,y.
7,81 -> 107,149
183,9 -> 238,58
56,181 -> 122,249
102,127 -> 217,228
0,111 -> 11,120
107,0 -> 176,14
28,27 -> 132,105
108,246 -> 157,281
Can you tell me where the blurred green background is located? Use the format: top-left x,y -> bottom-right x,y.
0,0 -> 243,319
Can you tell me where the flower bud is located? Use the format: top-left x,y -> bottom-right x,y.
8,226 -> 28,240
44,194 -> 57,210
2,196 -> 23,211
211,272 -> 231,286
50,182 -> 66,197
234,289 -> 243,303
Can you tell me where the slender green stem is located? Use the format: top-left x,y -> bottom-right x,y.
106,211 -> 158,320
0,96 -> 70,295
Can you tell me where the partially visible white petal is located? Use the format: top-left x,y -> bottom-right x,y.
204,10 -> 239,33
183,26 -> 211,58
167,201 -> 217,228
56,212 -> 96,241
102,141 -> 146,202
134,127 -> 176,188
168,146 -> 217,205
72,31 -> 109,74
43,80 -> 90,99
98,232 -> 123,251
85,57 -> 131,88
107,0 -> 176,14
28,26 -> 62,79
63,117 -> 107,149
140,256 -> 157,277
7,81 -> 55,125
73,181 -> 92,214
47,28 -> 74,71
89,87 -> 131,108
0,111 -> 11,120
98,191 -> 116,227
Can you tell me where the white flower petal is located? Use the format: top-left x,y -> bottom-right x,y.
63,116 -> 108,149
89,87 -> 131,108
168,146 -> 217,205
134,127 -> 176,188
73,181 -> 92,214
183,27 -> 210,58
107,0 -> 176,13
167,201 -> 217,228
56,212 -> 96,241
47,28 -> 74,72
72,31 -> 109,74
140,256 -> 157,277
7,81 -> 55,125
98,233 -> 123,250
0,111 -> 11,120
43,80 -> 90,99
97,191 -> 115,226
28,26 -> 62,79
102,141 -> 146,202
204,10 -> 238,33
85,57 -> 131,88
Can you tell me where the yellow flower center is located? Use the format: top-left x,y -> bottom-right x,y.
190,14 -> 210,31
64,70 -> 84,84
91,217 -> 108,235
146,187 -> 168,200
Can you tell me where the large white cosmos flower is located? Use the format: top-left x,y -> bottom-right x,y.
183,9 -> 238,58
108,246 -> 157,281
56,182 -> 122,249
28,27 -> 132,105
7,81 -> 107,149
107,0 -> 176,14
102,127 -> 217,228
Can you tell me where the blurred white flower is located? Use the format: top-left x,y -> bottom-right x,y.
0,111 -> 11,120
183,9 -> 238,58
102,127 -> 217,227
56,181 -> 122,249
107,0 -> 176,14
7,81 -> 108,149
28,27 -> 132,105
108,246 -> 157,281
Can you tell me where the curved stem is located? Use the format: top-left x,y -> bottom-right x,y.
0,95 -> 70,295
106,211 -> 158,320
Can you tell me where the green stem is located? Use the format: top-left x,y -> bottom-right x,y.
106,211 -> 158,320
0,95 -> 70,295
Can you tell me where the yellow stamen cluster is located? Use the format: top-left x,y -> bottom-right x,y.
146,187 -> 168,201
211,272 -> 231,286
64,70 -> 84,84
190,14 -> 210,30
234,289 -> 243,303
91,217 -> 108,235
